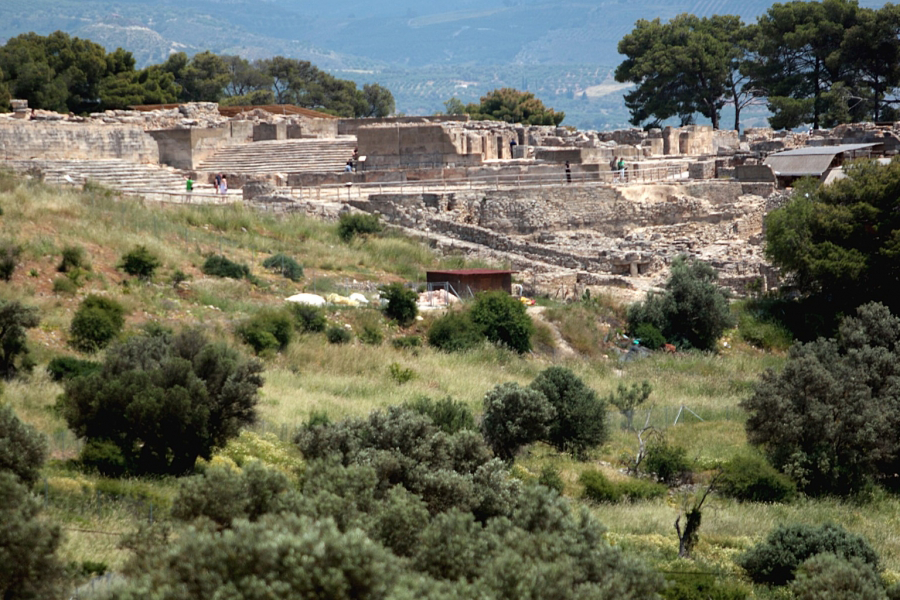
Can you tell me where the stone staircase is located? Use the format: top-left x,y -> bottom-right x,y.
1,158 -> 207,202
197,137 -> 358,175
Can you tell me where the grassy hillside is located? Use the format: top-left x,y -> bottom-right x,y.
3,169 -> 900,596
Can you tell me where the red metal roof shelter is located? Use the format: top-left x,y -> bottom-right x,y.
426,269 -> 514,297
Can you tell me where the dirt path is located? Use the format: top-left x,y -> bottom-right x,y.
527,305 -> 577,358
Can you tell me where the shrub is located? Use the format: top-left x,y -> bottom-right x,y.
388,362 -> 415,384
171,269 -> 190,287
0,472 -> 66,599
0,404 -> 47,485
202,254 -> 251,280
470,290 -> 535,353
52,276 -> 78,295
579,470 -> 666,503
627,255 -> 735,351
379,282 -> 418,327
537,465 -> 565,494
642,440 -> 691,485
741,302 -> 900,495
288,303 -> 327,333
617,477 -> 668,501
356,312 -> 384,345
171,462 -> 294,528
718,454 -> 796,503
662,573 -> 750,600
427,310 -> 483,352
529,366 -> 608,458
118,245 -> 162,279
79,438 -> 127,477
791,553 -> 886,600
337,212 -> 382,242
737,523 -> 879,586
237,309 -> 293,354
0,241 -> 20,281
0,300 -> 39,379
404,396 -> 474,434
57,245 -> 88,273
392,335 -> 421,349
69,294 -> 125,353
262,253 -> 303,281
46,356 -> 101,382
634,322 -> 666,350
57,329 -> 264,475
737,309 -> 793,351
579,469 -> 620,503
326,325 -> 352,344
481,382 -> 555,461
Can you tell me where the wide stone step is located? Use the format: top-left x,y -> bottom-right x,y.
198,138 -> 357,174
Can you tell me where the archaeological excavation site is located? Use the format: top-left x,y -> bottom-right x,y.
3,99 -> 899,299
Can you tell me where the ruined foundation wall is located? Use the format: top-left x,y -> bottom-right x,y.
0,122 -> 158,163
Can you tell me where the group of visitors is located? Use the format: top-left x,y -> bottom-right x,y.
214,173 -> 228,194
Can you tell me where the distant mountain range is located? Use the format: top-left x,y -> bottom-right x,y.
0,0 -> 889,129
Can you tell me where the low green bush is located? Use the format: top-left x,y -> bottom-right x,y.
470,290 -> 534,354
0,241 -> 20,281
579,469 -> 620,503
392,335 -> 421,350
326,325 -> 352,344
46,356 -> 102,382
80,438 -> 127,477
634,322 -> 666,350
405,396 -> 474,434
537,465 -> 565,494
337,212 -> 382,242
289,303 -> 327,333
262,253 -> 303,282
202,254 -> 251,280
580,469 -> 666,503
58,245 -> 89,273
388,362 -> 415,384
52,276 -> 79,295
643,440 -> 691,485
237,310 -> 294,354
718,454 -> 796,503
379,282 -> 418,327
69,295 -> 126,353
616,477 -> 667,501
737,523 -> 880,586
427,310 -> 483,352
119,245 -> 162,279
662,573 -> 749,600
737,311 -> 793,351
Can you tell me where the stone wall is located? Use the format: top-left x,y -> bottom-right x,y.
0,122 -> 158,163
339,115 -> 468,136
357,123 -> 484,169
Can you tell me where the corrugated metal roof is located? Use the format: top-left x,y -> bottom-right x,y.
764,143 -> 879,177
764,153 -> 836,176
767,143 -> 878,156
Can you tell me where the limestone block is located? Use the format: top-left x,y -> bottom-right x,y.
689,160 -> 716,180
242,180 -> 277,201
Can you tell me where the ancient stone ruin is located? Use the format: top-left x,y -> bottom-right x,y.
2,100 -> 899,298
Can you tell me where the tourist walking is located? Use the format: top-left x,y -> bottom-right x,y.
219,175 -> 228,195
617,157 -> 626,182
214,173 -> 222,194
565,161 -> 572,183
611,156 -> 619,182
